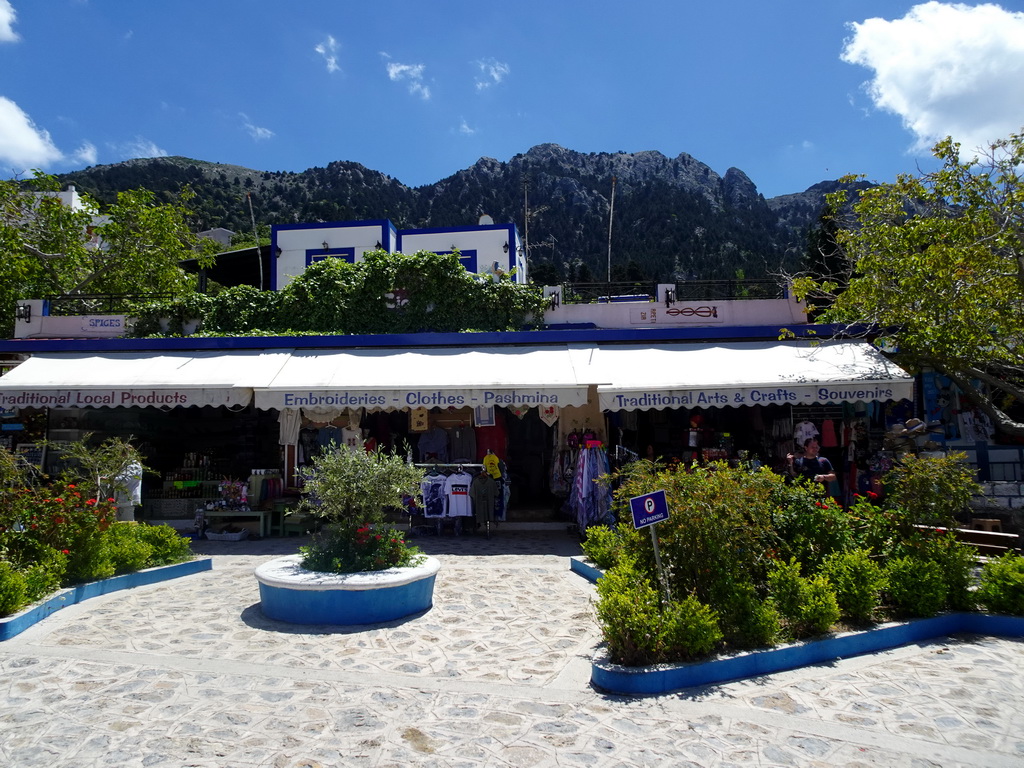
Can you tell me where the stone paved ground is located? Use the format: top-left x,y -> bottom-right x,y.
2,531 -> 1023,767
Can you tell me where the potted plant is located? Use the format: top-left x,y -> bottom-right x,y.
254,445 -> 438,625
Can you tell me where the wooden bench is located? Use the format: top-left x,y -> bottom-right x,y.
915,524 -> 1020,557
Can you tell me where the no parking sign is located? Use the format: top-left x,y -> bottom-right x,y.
629,490 -> 669,529
629,489 -> 672,601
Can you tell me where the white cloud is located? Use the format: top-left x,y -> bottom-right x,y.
0,96 -> 62,168
842,2 -> 1024,153
458,119 -> 476,136
111,137 -> 168,161
382,54 -> 431,100
240,113 -> 274,141
315,35 -> 340,73
0,0 -> 18,43
71,141 -> 97,166
474,58 -> 510,91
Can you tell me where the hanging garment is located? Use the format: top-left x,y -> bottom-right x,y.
567,446 -> 612,530
444,470 -> 474,517
475,409 -> 508,460
449,426 -> 477,464
482,451 -> 502,479
470,472 -> 498,522
420,474 -> 447,518
317,425 -> 342,451
298,427 -> 319,465
278,409 -> 302,445
820,419 -> 838,448
793,421 -> 819,446
417,426 -> 449,462
341,425 -> 363,452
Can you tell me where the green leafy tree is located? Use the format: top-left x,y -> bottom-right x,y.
793,130 -> 1024,437
0,173 -> 214,334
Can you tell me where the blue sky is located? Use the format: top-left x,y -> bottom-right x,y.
1,1 -> 1022,198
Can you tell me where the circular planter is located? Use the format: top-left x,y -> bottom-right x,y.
254,555 -> 440,625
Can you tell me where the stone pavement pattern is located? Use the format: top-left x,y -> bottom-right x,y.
0,531 -> 1022,767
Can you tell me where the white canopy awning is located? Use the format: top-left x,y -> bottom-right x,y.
0,350 -> 293,409
0,340 -> 913,414
254,345 -> 590,411
575,341 -> 915,411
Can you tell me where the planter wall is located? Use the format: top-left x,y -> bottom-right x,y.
571,556 -> 1024,695
0,558 -> 212,642
255,555 -> 440,625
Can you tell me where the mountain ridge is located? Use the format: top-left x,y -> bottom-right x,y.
58,145 -> 854,282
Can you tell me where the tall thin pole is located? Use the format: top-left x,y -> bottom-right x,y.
523,178 -> 530,265
247,192 -> 263,289
607,176 -> 616,284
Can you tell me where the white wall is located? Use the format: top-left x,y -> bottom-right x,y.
542,289 -> 808,329
272,222 -> 394,289
399,226 -> 523,282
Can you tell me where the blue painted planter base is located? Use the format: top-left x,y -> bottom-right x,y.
0,558 -> 212,642
255,555 -> 440,626
572,556 -> 1024,695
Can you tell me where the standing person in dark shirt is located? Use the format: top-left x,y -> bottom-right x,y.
786,438 -> 836,487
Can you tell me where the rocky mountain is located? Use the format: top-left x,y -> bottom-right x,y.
58,145 -> 856,283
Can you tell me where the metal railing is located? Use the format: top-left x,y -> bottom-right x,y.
561,279 -> 786,304
673,280 -> 786,301
562,282 -> 657,304
44,294 -> 175,316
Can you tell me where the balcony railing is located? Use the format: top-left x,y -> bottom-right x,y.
562,280 -> 786,304
44,294 -> 175,316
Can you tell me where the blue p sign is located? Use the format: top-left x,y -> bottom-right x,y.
629,490 -> 669,529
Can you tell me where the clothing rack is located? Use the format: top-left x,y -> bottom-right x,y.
414,463 -> 484,470
613,445 -> 639,462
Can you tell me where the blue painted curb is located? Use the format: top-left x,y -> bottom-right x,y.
0,558 -> 212,642
570,556 -> 1024,695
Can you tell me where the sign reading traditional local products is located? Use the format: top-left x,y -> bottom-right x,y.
0,388 -> 252,409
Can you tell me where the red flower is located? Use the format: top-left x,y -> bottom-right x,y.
67,484 -> 76,489
86,499 -> 96,506
54,497 -> 63,503
867,491 -> 879,499
61,549 -> 69,555
53,517 -> 65,525
107,497 -> 116,503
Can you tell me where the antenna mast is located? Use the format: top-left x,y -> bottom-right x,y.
607,175 -> 616,283
247,192 -> 264,289
522,177 -> 530,264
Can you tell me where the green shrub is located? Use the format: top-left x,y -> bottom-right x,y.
300,523 -> 424,574
883,452 -> 979,528
580,524 -> 641,570
977,553 -> 1024,616
711,579 -> 780,649
22,548 -> 67,603
767,558 -> 839,638
660,595 -> 724,660
885,556 -> 947,618
594,558 -> 664,666
136,523 -> 193,566
772,487 -> 854,571
106,523 -> 154,575
801,575 -> 841,636
820,549 -> 886,624
612,462 -> 785,608
917,534 -> 977,612
0,561 -> 28,617
594,557 -> 724,665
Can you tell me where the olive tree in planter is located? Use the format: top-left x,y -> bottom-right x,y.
255,446 -> 438,625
